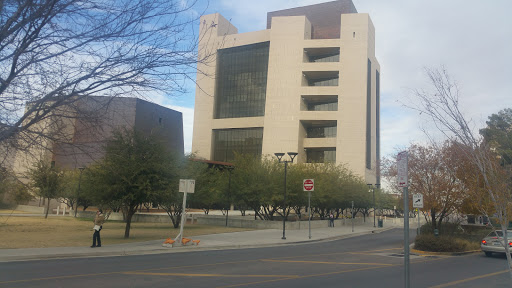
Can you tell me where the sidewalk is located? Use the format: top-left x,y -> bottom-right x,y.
0,220 -> 399,262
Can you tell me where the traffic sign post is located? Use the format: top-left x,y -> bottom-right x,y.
351,201 -> 354,232
413,194 -> 423,208
397,151 -> 408,188
175,179 -> 195,245
397,151 -> 410,288
417,208 -> 421,236
413,194 -> 423,235
303,179 -> 314,191
303,179 -> 314,239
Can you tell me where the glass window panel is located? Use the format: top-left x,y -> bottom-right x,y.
213,128 -> 263,162
306,148 -> 336,163
366,59 -> 372,169
310,53 -> 340,63
308,77 -> 339,87
306,125 -> 337,138
215,42 -> 270,119
307,101 -> 338,111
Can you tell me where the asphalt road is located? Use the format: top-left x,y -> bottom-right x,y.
1,229 -> 511,288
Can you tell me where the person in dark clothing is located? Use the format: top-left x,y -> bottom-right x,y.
91,210 -> 105,248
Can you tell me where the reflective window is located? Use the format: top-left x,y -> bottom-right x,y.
213,128 -> 263,162
366,59 -> 372,169
376,70 -> 380,182
304,48 -> 340,63
215,42 -> 270,119
301,95 -> 338,111
309,53 -> 339,63
308,77 -> 339,87
308,101 -> 338,111
307,126 -> 337,138
306,148 -> 336,163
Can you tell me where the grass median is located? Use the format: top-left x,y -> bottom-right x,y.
0,212 -> 255,249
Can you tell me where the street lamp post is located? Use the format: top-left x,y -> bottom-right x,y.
367,183 -> 381,228
225,166 -> 234,227
75,167 -> 85,218
275,152 -> 298,240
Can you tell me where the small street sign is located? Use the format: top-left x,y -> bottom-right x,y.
413,194 -> 423,208
179,179 -> 195,193
303,179 -> 314,191
397,151 -> 408,187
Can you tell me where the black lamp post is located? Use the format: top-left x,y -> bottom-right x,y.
274,152 -> 298,240
367,183 -> 381,227
225,166 -> 234,227
75,167 -> 85,218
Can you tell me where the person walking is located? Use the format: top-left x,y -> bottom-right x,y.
329,212 -> 334,227
91,209 -> 105,248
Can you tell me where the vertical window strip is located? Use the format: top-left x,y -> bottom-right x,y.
215,42 -> 269,119
366,59 -> 372,170
376,70 -> 380,182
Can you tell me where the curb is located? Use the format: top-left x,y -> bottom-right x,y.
410,246 -> 481,256
0,227 -> 396,262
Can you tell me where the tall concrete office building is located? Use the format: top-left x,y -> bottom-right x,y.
192,0 -> 380,183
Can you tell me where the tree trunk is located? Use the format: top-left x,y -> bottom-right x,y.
431,209 -> 437,231
45,197 -> 50,219
124,206 -> 136,238
174,215 -> 181,228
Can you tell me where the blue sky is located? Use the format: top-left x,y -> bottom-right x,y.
157,0 -> 512,158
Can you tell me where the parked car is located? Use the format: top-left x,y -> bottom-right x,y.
481,230 -> 512,256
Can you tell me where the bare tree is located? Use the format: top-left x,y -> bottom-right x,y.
408,67 -> 512,276
0,0 -> 215,162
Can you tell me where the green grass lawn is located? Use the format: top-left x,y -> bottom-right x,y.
0,215 -> 255,249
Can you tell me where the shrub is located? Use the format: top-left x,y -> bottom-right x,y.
414,234 -> 479,252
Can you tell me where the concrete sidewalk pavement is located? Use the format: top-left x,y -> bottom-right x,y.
0,221 -> 399,262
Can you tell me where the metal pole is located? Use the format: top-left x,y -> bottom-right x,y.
74,168 -> 84,218
351,201 -> 354,232
417,208 -> 420,235
308,191 -> 311,239
404,186 -> 410,288
282,161 -> 287,240
177,191 -> 188,245
226,169 -> 232,227
373,188 -> 376,228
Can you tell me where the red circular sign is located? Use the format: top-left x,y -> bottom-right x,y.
303,179 -> 314,191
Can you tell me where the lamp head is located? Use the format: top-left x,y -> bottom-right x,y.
274,153 -> 285,162
287,152 -> 298,162
78,167 -> 85,171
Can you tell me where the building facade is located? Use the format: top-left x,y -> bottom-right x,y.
192,0 -> 380,183
8,96 -> 184,206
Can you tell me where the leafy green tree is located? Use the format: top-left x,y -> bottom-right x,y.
58,169 -> 81,211
231,154 -> 280,220
286,164 -> 310,220
187,161 -> 225,215
0,168 -> 32,207
480,108 -> 512,166
28,160 -> 63,218
157,183 -> 183,229
86,128 -> 178,238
